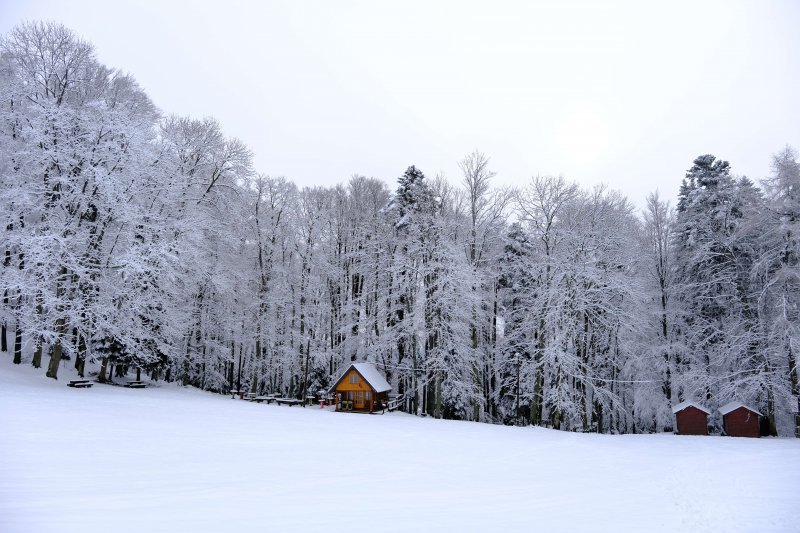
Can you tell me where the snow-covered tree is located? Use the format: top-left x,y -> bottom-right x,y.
673,155 -> 770,427
3,21 -> 797,435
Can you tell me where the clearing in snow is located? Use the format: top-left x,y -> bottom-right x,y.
1,360 -> 798,533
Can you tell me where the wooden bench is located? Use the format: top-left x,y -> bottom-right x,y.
275,398 -> 303,407
67,380 -> 93,388
125,381 -> 146,388
253,395 -> 277,404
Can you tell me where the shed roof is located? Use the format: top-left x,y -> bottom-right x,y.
671,400 -> 711,415
719,402 -> 762,416
330,362 -> 391,393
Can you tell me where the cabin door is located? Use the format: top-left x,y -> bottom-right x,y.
355,390 -> 366,410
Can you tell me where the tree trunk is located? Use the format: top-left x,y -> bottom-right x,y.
251,337 -> 261,394
13,322 -> 22,364
228,340 -> 236,390
435,372 -> 442,419
182,327 -> 192,386
531,348 -> 544,426
661,291 -> 672,402
46,338 -> 63,379
237,345 -> 243,392
46,268 -> 67,379
31,292 -> 44,368
99,356 -> 108,383
75,332 -> 86,377
1,321 -> 7,352
32,336 -> 43,368
301,338 -> 310,406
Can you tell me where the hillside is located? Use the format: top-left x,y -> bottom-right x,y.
1,360 -> 798,533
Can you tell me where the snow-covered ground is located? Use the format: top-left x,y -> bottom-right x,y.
1,360 -> 798,533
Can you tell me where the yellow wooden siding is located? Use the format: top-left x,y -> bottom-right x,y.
334,369 -> 374,392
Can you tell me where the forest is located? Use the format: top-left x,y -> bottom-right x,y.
1,21 -> 798,435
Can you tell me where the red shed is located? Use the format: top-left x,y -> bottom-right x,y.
671,401 -> 711,435
719,402 -> 761,438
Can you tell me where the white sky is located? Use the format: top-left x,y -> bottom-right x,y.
2,0 -> 798,208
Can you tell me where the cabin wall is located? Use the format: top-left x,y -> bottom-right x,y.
724,408 -> 760,438
331,367 -> 391,412
334,370 -> 373,392
334,370 -> 375,411
675,407 -> 708,435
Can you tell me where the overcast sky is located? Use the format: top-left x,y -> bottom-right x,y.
2,0 -> 798,208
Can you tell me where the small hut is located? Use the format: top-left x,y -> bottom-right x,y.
671,401 -> 711,435
329,362 -> 391,413
719,402 -> 761,438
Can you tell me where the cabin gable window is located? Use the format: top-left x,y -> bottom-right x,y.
349,373 -> 358,384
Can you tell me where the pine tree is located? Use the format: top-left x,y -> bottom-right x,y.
673,155 -> 764,422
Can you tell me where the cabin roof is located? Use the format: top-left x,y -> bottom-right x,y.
671,400 -> 711,415
330,362 -> 391,393
718,401 -> 762,416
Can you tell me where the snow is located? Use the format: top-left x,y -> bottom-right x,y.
671,400 -> 712,414
719,402 -> 762,416
1,361 -> 798,533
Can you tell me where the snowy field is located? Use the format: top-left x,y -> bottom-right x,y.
1,361 -> 798,533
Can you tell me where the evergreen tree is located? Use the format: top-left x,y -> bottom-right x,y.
673,155 -> 764,422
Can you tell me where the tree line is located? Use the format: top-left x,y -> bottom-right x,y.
1,22 -> 798,435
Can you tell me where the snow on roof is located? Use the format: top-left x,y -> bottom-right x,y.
331,362 -> 391,393
671,401 -> 711,415
353,363 -> 392,393
719,402 -> 762,416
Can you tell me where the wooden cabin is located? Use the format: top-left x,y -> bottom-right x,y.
671,401 -> 710,435
329,362 -> 391,413
719,402 -> 761,438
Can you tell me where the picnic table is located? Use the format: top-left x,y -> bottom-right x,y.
275,398 -> 303,407
125,381 -> 146,388
67,380 -> 93,388
252,395 -> 276,404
